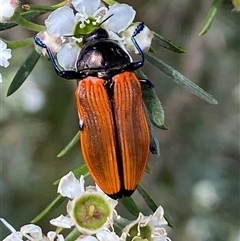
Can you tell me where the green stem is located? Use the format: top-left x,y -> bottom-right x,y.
22,0 -> 68,12
65,228 -> 81,241
4,38 -> 33,49
199,0 -> 223,36
22,4 -> 57,11
102,0 -> 117,6
15,16 -> 46,32
52,0 -> 69,8
31,195 -> 64,223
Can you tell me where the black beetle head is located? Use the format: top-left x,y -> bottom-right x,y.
82,28 -> 109,45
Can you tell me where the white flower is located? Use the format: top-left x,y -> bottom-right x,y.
123,22 -> 153,54
57,171 -> 85,199
42,0 -> 135,69
0,39 -> 12,83
35,31 -> 62,57
51,173 -> 118,235
50,214 -> 74,229
75,229 -> 120,241
47,231 -> 65,241
0,218 -> 64,241
121,206 -> 171,241
0,0 -> 19,22
96,229 -> 120,241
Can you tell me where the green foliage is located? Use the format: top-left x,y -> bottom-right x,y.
7,50 -> 40,96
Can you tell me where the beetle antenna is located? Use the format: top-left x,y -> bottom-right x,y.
63,33 -> 85,38
131,22 -> 145,61
127,22 -> 145,70
98,14 -> 114,27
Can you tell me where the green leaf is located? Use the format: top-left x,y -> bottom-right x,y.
143,102 -> 160,156
0,10 -> 48,31
113,217 -> 131,235
135,70 -> 161,155
120,197 -> 140,217
145,52 -> 218,104
57,131 -> 80,157
142,86 -> 165,129
199,0 -> 223,36
136,69 -> 166,130
232,0 -> 240,11
31,194 -> 64,223
145,165 -> 152,174
152,32 -> 186,53
53,165 -> 89,185
7,50 -> 40,96
137,183 -> 175,228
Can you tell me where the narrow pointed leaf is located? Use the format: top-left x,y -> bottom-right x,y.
142,85 -> 165,129
145,165 -> 152,174
31,194 -> 64,223
199,0 -> 223,35
137,183 -> 174,228
144,103 -> 160,156
153,32 -> 186,53
120,197 -> 140,217
136,69 -> 166,130
145,52 -> 218,104
57,131 -> 80,157
7,50 -> 40,96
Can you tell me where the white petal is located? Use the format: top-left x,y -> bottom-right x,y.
0,218 -> 16,233
20,224 -> 43,240
104,4 -> 136,32
72,0 -> 100,15
123,23 -> 153,54
47,231 -> 65,241
50,215 -> 74,228
0,39 -> 12,67
57,171 -> 84,198
38,31 -> 62,54
96,229 -> 120,241
45,7 -> 75,37
57,43 -> 80,70
78,236 -> 98,241
151,206 -> 168,226
2,232 -> 23,241
0,0 -> 18,22
0,73 -> 2,83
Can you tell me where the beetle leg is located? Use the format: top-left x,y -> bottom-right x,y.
139,78 -> 154,88
34,36 -> 86,80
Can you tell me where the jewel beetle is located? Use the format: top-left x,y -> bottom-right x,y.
34,22 -> 154,199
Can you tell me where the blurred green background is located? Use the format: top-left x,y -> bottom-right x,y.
0,0 -> 239,240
